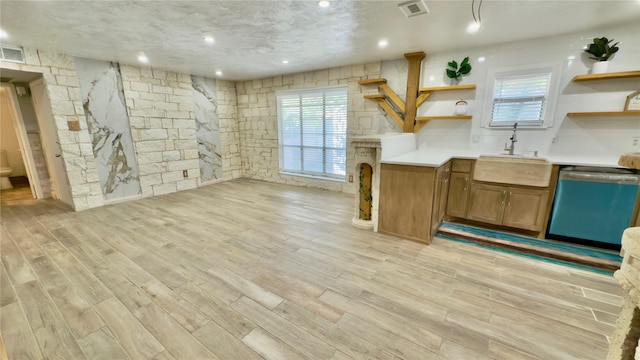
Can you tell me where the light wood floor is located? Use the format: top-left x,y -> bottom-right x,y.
0,178 -> 623,360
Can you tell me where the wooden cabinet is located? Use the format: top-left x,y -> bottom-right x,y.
378,162 -> 449,244
431,162 -> 451,238
447,172 -> 471,218
446,159 -> 474,219
467,183 -> 505,225
502,187 -> 549,231
468,183 -> 549,231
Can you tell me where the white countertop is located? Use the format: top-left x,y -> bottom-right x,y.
382,148 -> 626,168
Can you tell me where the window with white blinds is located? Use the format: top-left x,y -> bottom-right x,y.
277,87 -> 347,180
490,71 -> 552,127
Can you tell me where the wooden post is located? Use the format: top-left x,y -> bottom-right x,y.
403,51 -> 426,133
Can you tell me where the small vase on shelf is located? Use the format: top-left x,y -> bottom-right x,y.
450,78 -> 461,86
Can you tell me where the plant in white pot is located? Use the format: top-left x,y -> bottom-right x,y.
446,57 -> 472,85
584,37 -> 619,74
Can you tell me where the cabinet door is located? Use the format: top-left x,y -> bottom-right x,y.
379,164 -> 436,243
431,162 -> 451,238
467,183 -> 506,225
438,163 -> 451,222
446,172 -> 470,218
502,187 -> 549,231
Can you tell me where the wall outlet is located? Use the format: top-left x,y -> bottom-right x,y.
348,174 -> 354,183
183,170 -> 188,178
633,137 -> 639,146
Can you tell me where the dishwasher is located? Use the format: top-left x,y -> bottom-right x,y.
548,166 -> 640,247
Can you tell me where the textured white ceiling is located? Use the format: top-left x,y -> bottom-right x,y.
1,1 -> 639,81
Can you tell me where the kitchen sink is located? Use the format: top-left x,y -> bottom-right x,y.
473,155 -> 552,187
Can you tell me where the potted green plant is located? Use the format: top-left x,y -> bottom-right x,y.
584,37 -> 619,74
446,57 -> 472,85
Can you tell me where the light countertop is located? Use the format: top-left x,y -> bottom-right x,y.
381,148 -> 626,168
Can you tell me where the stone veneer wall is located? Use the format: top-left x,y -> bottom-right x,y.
118,66 -> 201,196
215,80 -> 242,181
236,63 -> 381,193
1,48 -> 104,211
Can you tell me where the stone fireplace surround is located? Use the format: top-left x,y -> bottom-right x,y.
351,133 -> 416,232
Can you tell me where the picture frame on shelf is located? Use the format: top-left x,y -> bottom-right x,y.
624,89 -> 640,111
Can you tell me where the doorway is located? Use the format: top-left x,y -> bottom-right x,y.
0,82 -> 40,200
0,68 -> 72,207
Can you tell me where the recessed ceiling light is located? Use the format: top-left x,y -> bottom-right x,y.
137,53 -> 149,64
477,56 -> 486,63
215,70 -> 222,76
282,60 -> 289,64
318,0 -> 331,8
203,33 -> 214,44
0,29 -> 7,38
378,39 -> 388,48
467,22 -> 480,33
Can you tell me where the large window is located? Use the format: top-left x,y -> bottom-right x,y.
486,65 -> 560,128
277,87 -> 347,180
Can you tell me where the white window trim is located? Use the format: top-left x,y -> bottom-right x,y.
276,85 -> 348,182
482,63 -> 562,129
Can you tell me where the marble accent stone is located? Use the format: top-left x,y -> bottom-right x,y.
74,57 -> 141,200
191,76 -> 223,181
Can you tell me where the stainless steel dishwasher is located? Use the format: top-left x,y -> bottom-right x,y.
548,167 -> 640,246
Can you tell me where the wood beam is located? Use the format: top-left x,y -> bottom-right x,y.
414,120 -> 429,132
374,98 -> 404,129
416,92 -> 432,108
379,84 -> 406,113
403,51 -> 426,133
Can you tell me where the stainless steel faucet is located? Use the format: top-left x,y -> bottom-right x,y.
504,122 -> 518,155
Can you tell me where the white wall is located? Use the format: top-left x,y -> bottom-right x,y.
379,21 -> 640,158
0,89 -> 27,176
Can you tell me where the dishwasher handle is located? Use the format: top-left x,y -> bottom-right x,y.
559,171 -> 640,184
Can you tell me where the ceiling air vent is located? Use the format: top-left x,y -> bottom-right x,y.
398,0 -> 429,17
0,45 -> 25,63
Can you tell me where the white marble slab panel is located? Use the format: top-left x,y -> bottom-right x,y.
191,75 -> 223,181
74,57 -> 141,199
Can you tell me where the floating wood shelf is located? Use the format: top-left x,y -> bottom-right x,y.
567,111 -> 640,117
419,84 -> 477,92
358,78 -> 388,86
571,70 -> 640,82
415,115 -> 473,121
363,94 -> 385,100
413,115 -> 473,132
358,56 -> 477,133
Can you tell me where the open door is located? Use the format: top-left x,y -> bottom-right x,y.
0,83 -> 41,199
29,78 -> 73,207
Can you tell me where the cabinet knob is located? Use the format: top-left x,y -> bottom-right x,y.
501,190 -> 507,205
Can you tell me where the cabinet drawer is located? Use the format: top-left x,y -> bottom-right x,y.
451,159 -> 473,173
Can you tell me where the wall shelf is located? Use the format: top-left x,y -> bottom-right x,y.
414,115 -> 472,132
415,115 -> 473,121
571,70 -> 640,82
567,111 -> 640,117
359,68 -> 476,133
419,84 -> 477,92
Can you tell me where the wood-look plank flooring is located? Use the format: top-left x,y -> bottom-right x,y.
0,178 -> 622,359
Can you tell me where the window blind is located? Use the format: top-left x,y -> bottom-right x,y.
278,87 -> 347,179
491,72 -> 551,126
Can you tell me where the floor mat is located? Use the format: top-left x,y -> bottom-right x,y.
438,221 -> 622,274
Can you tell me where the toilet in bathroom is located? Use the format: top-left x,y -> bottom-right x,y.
0,149 -> 13,189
